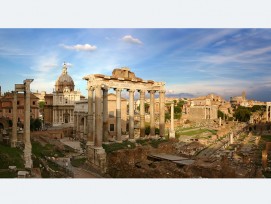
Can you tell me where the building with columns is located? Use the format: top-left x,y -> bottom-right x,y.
74,94 -> 127,139
83,67 -> 165,172
43,63 -> 82,127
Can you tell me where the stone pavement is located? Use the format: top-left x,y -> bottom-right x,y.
60,137 -> 83,153
54,157 -> 101,178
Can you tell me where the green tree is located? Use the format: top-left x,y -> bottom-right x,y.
38,101 -> 45,109
217,110 -> 225,119
233,106 -> 252,122
30,118 -> 42,131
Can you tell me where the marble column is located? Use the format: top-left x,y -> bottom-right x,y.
219,117 -> 222,126
116,88 -> 122,141
149,90 -> 155,136
24,79 -> 33,169
76,112 -> 79,138
103,87 -> 109,142
11,91 -> 17,147
169,101 -> 175,138
87,87 -> 94,143
95,85 -> 102,147
83,115 -> 87,137
159,90 -> 165,137
129,89 -> 135,139
139,90 -> 145,137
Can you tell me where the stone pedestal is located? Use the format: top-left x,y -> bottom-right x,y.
86,144 -> 107,173
169,130 -> 175,138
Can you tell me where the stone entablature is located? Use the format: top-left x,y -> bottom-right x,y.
83,68 -> 165,92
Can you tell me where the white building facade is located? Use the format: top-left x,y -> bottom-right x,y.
52,63 -> 81,126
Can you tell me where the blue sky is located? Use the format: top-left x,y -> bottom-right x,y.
1,28 -> 271,101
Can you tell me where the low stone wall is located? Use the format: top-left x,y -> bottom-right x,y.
31,127 -> 73,139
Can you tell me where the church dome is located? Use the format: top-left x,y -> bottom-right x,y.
55,63 -> 75,92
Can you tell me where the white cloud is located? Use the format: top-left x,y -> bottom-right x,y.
122,35 -> 143,45
61,44 -> 97,51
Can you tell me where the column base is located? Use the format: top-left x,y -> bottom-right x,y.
86,145 -> 107,173
169,130 -> 175,138
11,140 -> 17,148
128,139 -> 136,143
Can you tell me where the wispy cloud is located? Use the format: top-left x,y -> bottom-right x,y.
60,44 -> 97,51
122,35 -> 143,45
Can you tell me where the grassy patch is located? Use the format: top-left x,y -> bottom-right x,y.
0,170 -> 17,178
71,158 -> 86,167
0,143 -> 24,169
136,138 -> 168,148
32,141 -> 64,158
261,135 -> 271,142
181,129 -> 215,136
102,140 -> 136,153
149,139 -> 167,148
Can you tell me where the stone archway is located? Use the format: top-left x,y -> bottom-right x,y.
0,118 -> 9,129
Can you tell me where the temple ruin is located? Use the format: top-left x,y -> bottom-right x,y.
82,67 -> 166,172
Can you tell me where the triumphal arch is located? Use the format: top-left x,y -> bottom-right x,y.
83,67 -> 166,172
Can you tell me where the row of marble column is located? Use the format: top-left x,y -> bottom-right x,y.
86,85 -> 165,148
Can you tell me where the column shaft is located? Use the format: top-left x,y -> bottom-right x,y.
76,112 -> 79,137
129,89 -> 135,139
24,79 -> 33,169
116,88 -> 122,141
95,86 -> 102,147
159,90 -> 165,137
83,115 -> 87,137
171,102 -> 174,131
103,88 -> 109,142
87,87 -> 94,143
140,90 -> 145,137
150,90 -> 155,136
11,91 -> 17,147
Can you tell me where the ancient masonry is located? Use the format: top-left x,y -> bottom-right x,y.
82,68 -> 166,172
11,79 -> 33,169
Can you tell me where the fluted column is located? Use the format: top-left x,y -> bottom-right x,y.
95,85 -> 102,147
87,87 -> 94,143
149,90 -> 155,136
11,91 -> 18,147
103,87 -> 109,142
139,90 -> 145,137
24,79 -> 33,169
159,90 -> 165,137
129,89 -> 135,139
116,88 -> 122,141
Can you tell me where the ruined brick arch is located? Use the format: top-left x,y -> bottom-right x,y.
0,117 -> 9,129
